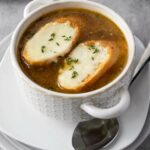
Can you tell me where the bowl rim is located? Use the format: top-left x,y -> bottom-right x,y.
10,0 -> 135,98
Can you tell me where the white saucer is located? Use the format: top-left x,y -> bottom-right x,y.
0,36 -> 149,150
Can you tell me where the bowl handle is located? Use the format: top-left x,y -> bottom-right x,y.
23,0 -> 90,18
24,0 -> 54,18
80,87 -> 130,119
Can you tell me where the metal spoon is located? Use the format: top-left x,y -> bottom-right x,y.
72,43 -> 150,150
72,119 -> 119,150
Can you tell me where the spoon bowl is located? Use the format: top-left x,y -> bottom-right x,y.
72,119 -> 119,150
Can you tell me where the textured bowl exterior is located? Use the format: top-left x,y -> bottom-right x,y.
15,68 -> 133,122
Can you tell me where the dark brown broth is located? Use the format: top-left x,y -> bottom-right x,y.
18,8 -> 128,93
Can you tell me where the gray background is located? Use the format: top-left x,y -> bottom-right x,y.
0,0 -> 149,149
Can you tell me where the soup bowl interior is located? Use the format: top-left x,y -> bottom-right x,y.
10,0 -> 135,98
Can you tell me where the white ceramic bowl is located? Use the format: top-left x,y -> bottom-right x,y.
10,0 -> 135,122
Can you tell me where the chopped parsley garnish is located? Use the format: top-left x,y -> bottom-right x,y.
62,35 -> 72,41
88,45 -> 99,54
41,45 -> 46,53
91,57 -> 94,60
69,65 -> 74,70
93,48 -> 99,54
88,45 -> 94,50
65,36 -> 72,41
72,71 -> 78,78
56,42 -> 60,46
26,31 -> 35,39
66,57 -> 79,65
49,33 -> 56,41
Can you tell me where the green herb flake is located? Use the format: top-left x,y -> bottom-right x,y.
51,33 -> 55,37
26,31 -> 35,39
49,39 -> 53,41
66,57 -> 79,65
62,35 -> 72,41
41,45 -> 46,53
69,65 -> 74,70
71,71 -> 78,78
88,45 -> 99,54
56,42 -> 60,46
93,48 -> 99,54
49,33 -> 56,41
88,45 -> 95,50
91,57 -> 94,60
65,36 -> 72,41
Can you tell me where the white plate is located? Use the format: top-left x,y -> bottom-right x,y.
0,36 -> 149,150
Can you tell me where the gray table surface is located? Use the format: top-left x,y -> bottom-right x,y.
0,0 -> 150,149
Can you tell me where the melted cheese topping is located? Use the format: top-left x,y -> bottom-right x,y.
58,42 -> 109,89
22,21 -> 78,65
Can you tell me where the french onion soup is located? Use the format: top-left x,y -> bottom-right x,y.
17,8 -> 128,93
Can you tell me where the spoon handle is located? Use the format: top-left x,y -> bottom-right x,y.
130,43 -> 150,86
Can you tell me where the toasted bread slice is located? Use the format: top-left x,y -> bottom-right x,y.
58,40 -> 119,91
22,18 -> 80,66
